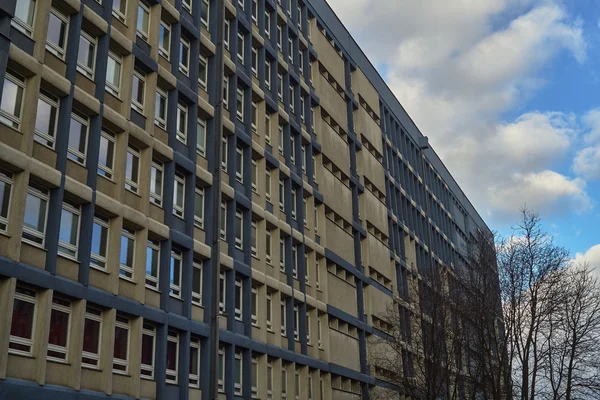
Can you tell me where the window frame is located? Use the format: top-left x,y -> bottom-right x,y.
251,285 -> 258,325
113,315 -> 130,374
179,36 -> 191,76
141,323 -> 156,379
220,201 -> 227,240
150,160 -> 164,206
9,287 -> 37,356
234,350 -> 243,395
11,0 -> 37,37
235,209 -> 243,250
82,306 -> 102,369
170,249 -> 183,298
198,54 -> 208,91
251,158 -> 258,192
237,31 -> 245,64
200,0 -> 210,29
97,131 -> 116,180
46,7 -> 70,60
266,292 -> 273,331
176,101 -> 188,143
265,168 -> 272,201
234,277 -> 243,320
265,229 -> 272,264
105,51 -> 123,97
34,90 -> 59,149
173,172 -> 186,218
189,338 -> 201,387
119,227 -> 136,279
194,186 -> 205,228
251,220 -> 258,257
235,145 -> 244,183
158,21 -> 171,60
136,1 -> 151,41
125,145 -> 141,193
0,170 -> 13,233
192,260 -> 203,306
197,117 -> 207,156
58,200 -> 81,259
22,184 -> 49,247
67,111 -> 89,165
236,87 -> 244,122
131,69 -> 146,114
145,238 -> 160,289
155,88 -> 168,129
112,0 -> 127,22
2,72 -> 25,131
166,331 -> 179,384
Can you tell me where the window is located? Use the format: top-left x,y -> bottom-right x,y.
308,375 -> 313,400
278,124 -> 284,154
265,60 -> 271,90
304,250 -> 309,283
295,367 -> 301,399
112,0 -> 127,21
0,170 -> 12,232
252,355 -> 259,397
251,220 -> 258,256
166,331 -> 179,383
278,73 -> 284,102
251,101 -> 258,133
219,271 -> 226,313
12,0 -> 36,36
192,260 -> 203,305
288,38 -> 293,64
237,32 -> 245,64
159,21 -> 171,59
224,19 -> 230,50
34,90 -> 59,148
279,238 -> 285,272
1,73 -> 25,130
282,364 -> 288,397
145,239 -> 160,289
220,201 -> 227,240
223,75 -> 229,108
141,323 -> 155,378
218,346 -> 225,391
235,351 -> 243,395
173,173 -> 185,218
120,227 -> 136,279
179,37 -> 190,75
113,315 -> 130,373
292,245 -> 298,279
201,0 -> 210,29
197,118 -> 207,156
136,1 -> 150,40
67,111 -> 89,164
194,186 -> 205,228
314,206 -> 319,234
266,293 -> 273,330
155,88 -> 168,129
300,95 -> 305,123
252,0 -> 258,22
252,47 -> 258,77
265,169 -> 272,201
235,277 -> 243,320
299,50 -> 304,75
251,285 -> 258,325
189,338 -> 201,387
170,250 -> 182,298
236,87 -> 244,121
279,179 -> 285,211
46,305 -> 77,366
236,146 -> 244,182
315,258 -> 320,290
301,145 -> 306,173
58,200 -> 81,259
82,306 -> 102,369
235,210 -> 243,249
98,131 -> 115,179
46,8 -> 69,59
105,52 -> 122,97
312,155 -> 317,182
287,0 -> 292,17
150,160 -> 164,206
277,24 -> 282,51
317,315 -> 322,347
176,102 -> 188,143
199,55 -> 208,91
265,10 -> 271,38
131,69 -> 146,113
267,360 -> 274,397
77,31 -> 96,78
290,84 -> 295,114
281,299 -> 287,335
303,198 -> 308,227
298,6 -> 302,31
265,230 -> 272,264
23,184 -> 49,247
251,159 -> 258,192
306,312 -> 311,343
295,307 -> 303,339
9,286 -> 37,356
125,146 -> 140,193
182,0 -> 192,13
265,113 -> 271,144
291,188 -> 297,219
290,134 -> 296,164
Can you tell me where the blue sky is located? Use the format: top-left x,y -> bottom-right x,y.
327,0 -> 600,267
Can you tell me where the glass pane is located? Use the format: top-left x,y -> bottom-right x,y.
83,318 -> 101,353
98,135 -> 114,173
155,93 -> 166,120
0,179 -> 11,219
174,180 -> 184,208
24,192 -> 46,232
194,191 -> 203,220
113,326 -> 128,360
192,266 -> 201,294
78,35 -> 95,69
146,246 -> 159,277
166,340 -> 177,370
170,256 -> 181,285
11,298 -> 34,339
1,78 -> 23,118
141,333 -> 154,366
15,0 -> 35,26
189,346 -> 199,374
91,221 -> 108,258
48,308 -> 69,347
35,97 -> 56,138
106,57 -> 121,88
120,235 -> 134,267
126,152 -> 139,183
235,357 -> 241,384
59,208 -> 78,246
47,12 -> 66,49
132,74 -> 144,105
150,166 -> 162,197
137,6 -> 149,33
68,117 -> 87,154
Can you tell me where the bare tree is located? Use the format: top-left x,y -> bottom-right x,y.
457,228 -> 511,400
497,208 -> 570,400
542,263 -> 600,399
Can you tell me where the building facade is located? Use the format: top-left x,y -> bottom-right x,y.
0,0 -> 490,399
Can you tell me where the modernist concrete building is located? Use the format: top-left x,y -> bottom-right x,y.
0,0 -> 490,398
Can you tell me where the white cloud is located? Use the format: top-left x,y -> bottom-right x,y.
573,244 -> 600,276
573,146 -> 600,180
327,0 -> 589,221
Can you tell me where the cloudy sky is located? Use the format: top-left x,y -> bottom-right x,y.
326,0 -> 600,269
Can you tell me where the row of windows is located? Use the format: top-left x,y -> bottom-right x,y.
9,282 -> 329,398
